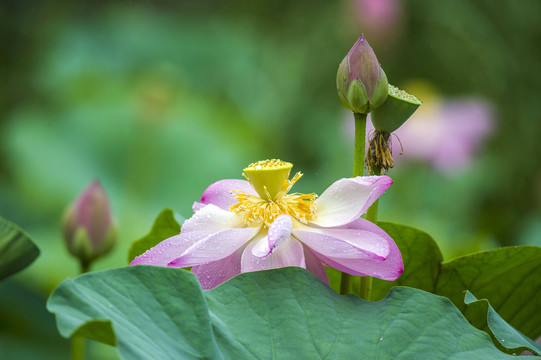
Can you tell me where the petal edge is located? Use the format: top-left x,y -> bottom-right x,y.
311,176 -> 392,227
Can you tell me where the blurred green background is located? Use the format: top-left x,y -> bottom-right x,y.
1,0 -> 540,358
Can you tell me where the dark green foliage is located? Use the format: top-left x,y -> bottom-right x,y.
0,216 -> 39,281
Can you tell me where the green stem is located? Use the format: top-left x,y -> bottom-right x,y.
366,165 -> 382,223
365,198 -> 379,223
72,261 -> 91,360
359,276 -> 373,301
71,337 -> 84,360
359,164 -> 382,300
340,112 -> 367,295
340,273 -> 353,295
352,112 -> 367,178
80,260 -> 90,275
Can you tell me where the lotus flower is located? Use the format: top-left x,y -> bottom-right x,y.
131,160 -> 403,289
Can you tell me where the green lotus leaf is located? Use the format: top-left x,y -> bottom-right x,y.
0,216 -> 40,281
464,291 -> 541,355
369,222 -> 541,341
127,208 -> 182,264
436,246 -> 541,340
371,222 -> 443,300
47,266 -> 515,359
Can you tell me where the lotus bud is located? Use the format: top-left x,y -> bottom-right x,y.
62,181 -> 116,268
337,35 -> 388,114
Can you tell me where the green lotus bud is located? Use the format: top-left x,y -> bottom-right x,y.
371,84 -> 422,133
62,181 -> 116,268
337,35 -> 388,114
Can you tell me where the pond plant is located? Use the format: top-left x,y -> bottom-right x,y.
2,35 -> 539,359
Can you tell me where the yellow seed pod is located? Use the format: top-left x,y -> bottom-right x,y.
243,159 -> 293,200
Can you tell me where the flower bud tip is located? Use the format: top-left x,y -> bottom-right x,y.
62,181 -> 116,264
337,35 -> 388,114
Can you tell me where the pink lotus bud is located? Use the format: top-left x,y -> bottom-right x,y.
337,35 -> 388,114
62,181 -> 116,265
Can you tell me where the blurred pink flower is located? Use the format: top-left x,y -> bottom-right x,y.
131,160 -> 403,289
353,0 -> 403,41
386,98 -> 493,172
360,95 -> 495,173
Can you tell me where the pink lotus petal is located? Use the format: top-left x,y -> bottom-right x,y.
293,225 -> 390,260
347,35 -> 380,98
241,235 -> 305,272
311,251 -> 371,276
192,201 -> 205,212
311,176 -> 392,227
199,179 -> 256,210
304,247 -> 329,285
191,246 -> 245,290
130,230 -> 215,266
168,226 -> 260,267
181,204 -> 244,233
310,218 -> 403,281
252,214 -> 292,258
